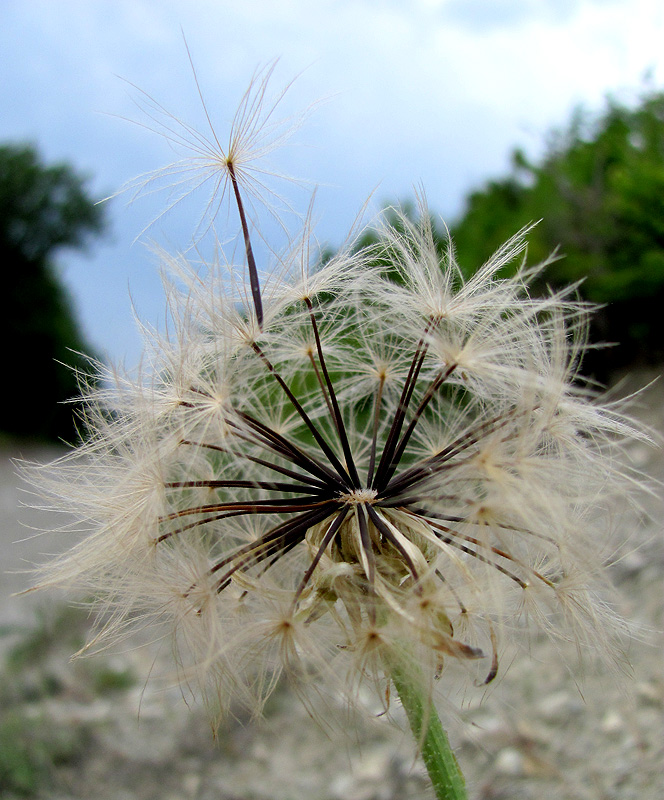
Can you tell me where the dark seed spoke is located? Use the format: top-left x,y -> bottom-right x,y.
162,495 -> 331,522
434,568 -> 467,614
212,538 -> 292,595
376,493 -> 462,509
292,506 -> 349,608
240,534 -> 305,597
379,363 -> 457,489
304,298 -> 361,488
242,538 -> 303,598
421,516 -> 529,589
372,326 -> 432,489
209,503 -> 338,594
179,440 -> 330,491
227,415 -> 311,465
376,495 -> 430,509
365,504 -> 420,582
440,523 -> 554,588
356,503 -> 376,586
249,342 -> 354,487
480,622 -> 499,686
366,374 -> 385,486
237,411 -> 347,489
158,509 -> 256,543
164,479 -> 329,494
384,406 -> 521,497
306,349 -> 336,424
228,162 -> 263,329
403,503 -> 557,549
214,534 -> 292,585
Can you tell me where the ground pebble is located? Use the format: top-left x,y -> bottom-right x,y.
601,710 -> 624,734
494,747 -> 524,776
536,690 -> 583,721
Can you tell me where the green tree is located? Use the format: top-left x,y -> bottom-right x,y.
0,143 -> 105,440
450,90 -> 664,371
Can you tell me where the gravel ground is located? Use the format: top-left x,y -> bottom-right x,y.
1,370 -> 662,800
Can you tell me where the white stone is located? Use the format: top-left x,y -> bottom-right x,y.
495,747 -> 524,776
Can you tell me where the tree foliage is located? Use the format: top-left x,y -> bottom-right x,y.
353,90 -> 664,374
450,90 -> 664,371
0,144 -> 105,440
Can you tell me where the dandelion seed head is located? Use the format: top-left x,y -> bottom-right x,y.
22,64 -> 652,723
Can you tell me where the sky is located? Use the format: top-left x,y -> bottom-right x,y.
2,0 -> 663,367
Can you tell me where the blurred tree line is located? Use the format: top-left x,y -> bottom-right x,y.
355,88 -> 664,376
0,144 -> 104,441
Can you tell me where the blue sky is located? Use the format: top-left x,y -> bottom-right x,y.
2,0 -> 663,366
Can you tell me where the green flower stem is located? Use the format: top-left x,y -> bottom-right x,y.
389,660 -> 468,800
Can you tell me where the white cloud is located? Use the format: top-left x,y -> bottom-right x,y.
440,0 -> 622,31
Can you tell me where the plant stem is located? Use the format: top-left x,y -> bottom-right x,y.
389,660 -> 468,800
